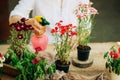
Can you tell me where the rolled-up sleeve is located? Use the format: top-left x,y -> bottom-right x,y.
10,0 -> 35,18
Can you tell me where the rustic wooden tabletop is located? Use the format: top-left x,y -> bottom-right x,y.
0,42 -> 119,80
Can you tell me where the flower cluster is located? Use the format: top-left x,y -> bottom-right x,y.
109,47 -> 120,59
75,2 -> 98,46
8,18 -> 34,59
0,53 -> 5,67
10,18 -> 33,39
104,46 -> 120,75
51,20 -> 77,64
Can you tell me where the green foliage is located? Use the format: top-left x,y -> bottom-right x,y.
77,19 -> 92,46
5,48 -> 56,80
104,47 -> 120,75
105,58 -> 120,75
0,68 -> 2,78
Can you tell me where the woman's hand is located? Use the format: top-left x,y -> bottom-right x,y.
9,15 -> 47,36
25,18 -> 46,36
9,15 -> 22,24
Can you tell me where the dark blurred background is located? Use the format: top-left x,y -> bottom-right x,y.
91,0 -> 120,42
0,0 -> 120,44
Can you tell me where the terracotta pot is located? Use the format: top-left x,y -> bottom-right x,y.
3,63 -> 20,77
77,45 -> 91,61
31,34 -> 48,51
55,60 -> 70,73
111,72 -> 120,80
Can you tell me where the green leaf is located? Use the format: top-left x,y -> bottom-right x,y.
15,62 -> 23,70
0,68 -> 3,77
23,48 -> 35,59
10,53 -> 19,66
7,48 -> 14,53
104,52 -> 108,58
4,52 -> 10,59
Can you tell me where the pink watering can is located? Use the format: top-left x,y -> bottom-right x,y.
29,16 -> 50,52
31,33 -> 48,52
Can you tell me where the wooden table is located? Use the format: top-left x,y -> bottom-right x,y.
0,42 -> 119,80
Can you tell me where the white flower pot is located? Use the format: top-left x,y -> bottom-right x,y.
111,72 -> 120,80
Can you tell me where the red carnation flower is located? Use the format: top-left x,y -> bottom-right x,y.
15,26 -> 22,31
51,29 -> 56,33
17,34 -> 23,39
113,53 -> 119,59
35,47 -> 42,52
69,31 -> 77,36
118,47 -> 120,53
0,53 -> 3,58
110,51 -> 114,57
32,58 -> 39,64
21,17 -> 26,22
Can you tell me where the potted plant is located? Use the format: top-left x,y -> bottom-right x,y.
2,17 -> 56,80
74,2 -> 98,61
4,47 -> 56,80
0,53 -> 5,78
104,46 -> 120,80
51,20 -> 77,73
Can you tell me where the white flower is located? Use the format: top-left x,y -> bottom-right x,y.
0,53 -> 5,67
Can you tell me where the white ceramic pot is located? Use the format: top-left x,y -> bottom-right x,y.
111,72 -> 120,80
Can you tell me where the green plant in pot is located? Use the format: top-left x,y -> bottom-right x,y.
51,20 -> 77,73
5,48 -> 56,80
74,2 -> 98,61
104,46 -> 120,80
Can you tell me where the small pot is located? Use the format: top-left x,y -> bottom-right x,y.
77,45 -> 91,61
55,60 -> 70,73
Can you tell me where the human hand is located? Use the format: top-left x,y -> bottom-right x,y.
25,18 -> 46,36
9,15 -> 22,24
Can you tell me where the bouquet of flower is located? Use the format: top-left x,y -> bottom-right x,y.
104,46 -> 120,75
74,2 -> 98,48
51,20 -> 77,64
